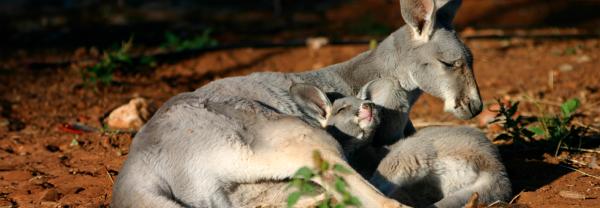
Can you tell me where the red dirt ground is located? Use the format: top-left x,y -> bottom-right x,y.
1,36 -> 599,207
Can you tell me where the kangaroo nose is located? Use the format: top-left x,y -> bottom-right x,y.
468,99 -> 483,117
361,102 -> 373,111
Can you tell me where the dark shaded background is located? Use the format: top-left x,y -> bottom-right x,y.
1,0 -> 599,52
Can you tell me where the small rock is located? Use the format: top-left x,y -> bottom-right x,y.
575,55 -> 591,63
105,98 -> 150,130
558,190 -> 588,200
40,201 -> 60,207
312,62 -> 324,70
39,189 -> 60,202
0,117 -> 8,127
306,37 -> 329,50
559,63 -> 574,72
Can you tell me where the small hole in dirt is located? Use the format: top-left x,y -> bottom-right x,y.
585,86 -> 598,93
59,155 -> 68,161
3,148 -> 14,154
45,145 -> 60,153
8,119 -> 25,132
74,187 -> 85,194
108,169 -> 119,176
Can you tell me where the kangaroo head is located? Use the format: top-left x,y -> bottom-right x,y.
395,0 -> 481,119
290,79 -> 405,154
290,82 -> 396,154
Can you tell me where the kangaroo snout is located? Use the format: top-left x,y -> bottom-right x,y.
447,96 -> 482,120
359,102 -> 374,122
468,98 -> 483,118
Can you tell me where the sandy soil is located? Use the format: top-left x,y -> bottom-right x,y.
1,34 -> 600,207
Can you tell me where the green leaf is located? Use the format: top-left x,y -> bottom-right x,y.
528,126 -> 546,136
287,191 -> 302,208
334,204 -> 345,208
318,199 -> 330,208
313,150 -> 324,169
333,164 -> 352,174
164,32 -> 180,45
369,39 -> 378,50
300,182 -> 316,194
507,101 -> 519,117
347,196 -> 361,206
293,167 -> 314,179
320,160 -> 330,172
334,177 -> 347,193
70,138 -> 79,147
560,98 -> 580,117
291,178 -> 303,188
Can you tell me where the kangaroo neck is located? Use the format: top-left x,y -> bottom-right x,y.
296,28 -> 419,98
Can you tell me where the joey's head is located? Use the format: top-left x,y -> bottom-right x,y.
393,0 -> 482,119
290,79 -> 403,154
327,97 -> 380,151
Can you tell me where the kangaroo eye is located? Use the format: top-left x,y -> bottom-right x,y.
439,60 -> 453,68
439,59 -> 462,69
335,105 -> 349,114
453,60 -> 464,68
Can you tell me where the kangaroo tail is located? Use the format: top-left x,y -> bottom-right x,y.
432,171 -> 511,208
111,162 -> 184,208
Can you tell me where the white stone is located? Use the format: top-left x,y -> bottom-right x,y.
105,98 -> 150,130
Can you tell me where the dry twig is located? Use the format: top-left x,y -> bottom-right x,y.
105,166 -> 114,185
509,190 -> 524,204
559,164 -> 600,180
560,146 -> 600,154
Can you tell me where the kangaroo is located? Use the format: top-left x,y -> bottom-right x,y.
230,79 -> 406,207
112,0 -> 480,207
289,79 -> 410,156
370,126 -> 512,208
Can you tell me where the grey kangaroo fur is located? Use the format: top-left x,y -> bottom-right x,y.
230,79 -> 403,207
371,126 -> 512,208
112,0 -> 481,207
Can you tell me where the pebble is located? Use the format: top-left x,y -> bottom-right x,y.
105,97 -> 150,130
558,190 -> 588,200
559,63 -> 574,72
306,37 -> 329,50
575,55 -> 591,63
39,189 -> 60,202
0,118 -> 8,127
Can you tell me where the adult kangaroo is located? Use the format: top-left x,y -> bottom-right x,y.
112,0 -> 481,207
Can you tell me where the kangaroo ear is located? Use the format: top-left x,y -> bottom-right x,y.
290,83 -> 332,126
358,79 -> 407,109
435,0 -> 461,26
400,0 -> 436,42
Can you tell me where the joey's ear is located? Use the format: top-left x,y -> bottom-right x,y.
289,83 -> 332,126
358,79 -> 408,109
434,0 -> 461,26
400,0 -> 436,42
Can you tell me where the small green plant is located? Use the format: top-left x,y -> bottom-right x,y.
491,98 -> 588,153
489,99 -> 535,143
369,39 -> 378,50
82,38 -> 133,86
82,38 -> 156,87
287,150 -> 361,208
528,98 -> 585,148
162,29 -> 218,52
